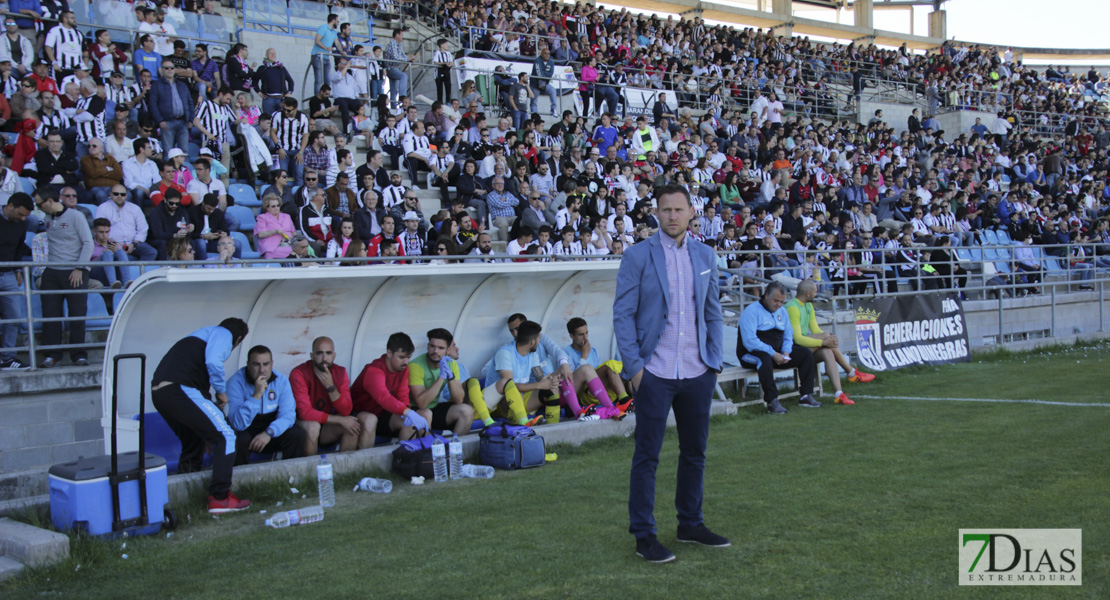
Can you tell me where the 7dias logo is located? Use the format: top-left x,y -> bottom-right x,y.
959,529 -> 1081,586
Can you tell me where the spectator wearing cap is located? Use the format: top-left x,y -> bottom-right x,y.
396,210 -> 426,260
30,60 -> 59,95
105,71 -> 137,123
150,151 -> 188,206
149,58 -> 194,154
0,19 -> 33,77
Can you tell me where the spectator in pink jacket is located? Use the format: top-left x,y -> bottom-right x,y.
254,194 -> 296,259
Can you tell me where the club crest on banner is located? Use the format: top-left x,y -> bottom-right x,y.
854,307 -> 886,371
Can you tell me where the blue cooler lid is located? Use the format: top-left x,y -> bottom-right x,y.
48,451 -> 167,481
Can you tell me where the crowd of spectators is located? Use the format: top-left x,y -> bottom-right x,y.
1,0 -> 1109,371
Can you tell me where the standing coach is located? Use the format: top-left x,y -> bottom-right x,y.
613,184 -> 729,563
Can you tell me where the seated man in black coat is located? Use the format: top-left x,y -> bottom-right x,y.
147,188 -> 208,260
23,131 -> 83,192
188,193 -> 242,258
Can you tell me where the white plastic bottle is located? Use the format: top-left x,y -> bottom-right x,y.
265,505 -> 325,528
448,433 -> 463,480
317,454 -> 335,507
432,437 -> 448,482
354,477 -> 393,493
460,464 -> 495,479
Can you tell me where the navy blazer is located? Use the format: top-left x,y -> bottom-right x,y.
612,231 -> 724,378
148,78 -> 195,125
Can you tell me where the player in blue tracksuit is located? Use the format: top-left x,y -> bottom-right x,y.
737,281 -> 818,414
226,344 -> 306,466
151,318 -> 252,513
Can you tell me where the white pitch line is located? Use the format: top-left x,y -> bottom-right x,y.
851,395 -> 1110,408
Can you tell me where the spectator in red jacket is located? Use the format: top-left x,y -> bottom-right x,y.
290,336 -> 375,454
352,332 -> 430,441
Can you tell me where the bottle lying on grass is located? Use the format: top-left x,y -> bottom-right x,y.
265,505 -> 325,528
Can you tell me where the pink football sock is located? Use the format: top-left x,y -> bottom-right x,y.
587,377 -> 614,407
559,379 -> 583,416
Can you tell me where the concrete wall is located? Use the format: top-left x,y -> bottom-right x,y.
859,100 -> 922,135
0,387 -> 102,498
933,109 -> 998,139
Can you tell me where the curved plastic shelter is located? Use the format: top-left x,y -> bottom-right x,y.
101,262 -> 621,451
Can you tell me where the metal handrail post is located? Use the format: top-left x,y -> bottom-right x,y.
21,264 -> 36,368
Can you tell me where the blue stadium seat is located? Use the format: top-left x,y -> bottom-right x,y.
225,206 -> 256,232
85,293 -> 113,330
20,177 -> 35,195
3,132 -> 17,146
231,231 -> 260,258
997,230 -> 1013,245
229,183 -> 262,207
78,203 -> 98,216
980,229 -> 1000,245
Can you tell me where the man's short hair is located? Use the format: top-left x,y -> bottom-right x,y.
203,193 -> 219,207
195,158 -> 211,170
7,192 -> 33,211
515,320 -> 542,345
247,345 -> 272,361
654,184 -> 691,206
507,313 -> 527,325
566,317 -> 586,335
132,137 -> 150,154
426,328 -> 453,345
93,217 -> 111,229
763,280 -> 788,299
386,332 -> 414,354
164,188 -> 182,202
219,318 -> 250,343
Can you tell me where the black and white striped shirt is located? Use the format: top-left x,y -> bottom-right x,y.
381,184 -> 407,209
44,24 -> 83,70
195,100 -> 235,145
377,125 -> 401,147
434,50 -> 452,73
402,132 -> 429,156
1,74 -> 19,97
36,108 -> 72,137
270,110 -> 309,152
74,95 -> 107,144
106,84 -> 135,108
129,82 -> 149,114
366,58 -> 382,82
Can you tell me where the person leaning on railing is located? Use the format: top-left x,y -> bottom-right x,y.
0,192 -> 32,370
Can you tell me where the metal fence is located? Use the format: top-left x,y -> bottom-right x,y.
3,243 -> 1107,368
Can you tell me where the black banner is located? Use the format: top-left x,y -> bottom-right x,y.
853,292 -> 971,371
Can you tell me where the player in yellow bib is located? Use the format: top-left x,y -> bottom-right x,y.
784,279 -> 875,405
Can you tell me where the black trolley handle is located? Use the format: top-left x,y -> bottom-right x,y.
110,353 -> 148,532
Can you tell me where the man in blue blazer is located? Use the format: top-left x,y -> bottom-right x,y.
613,185 -> 729,563
148,59 -> 194,156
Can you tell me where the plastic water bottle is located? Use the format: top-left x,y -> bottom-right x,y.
431,438 -> 448,482
448,433 -> 463,480
265,505 -> 325,528
317,454 -> 335,507
460,464 -> 495,479
354,477 -> 393,493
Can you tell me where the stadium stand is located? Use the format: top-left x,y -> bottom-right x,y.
0,0 -> 1107,473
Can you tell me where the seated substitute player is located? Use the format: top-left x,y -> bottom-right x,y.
738,281 -> 820,415
151,317 -> 251,513
562,317 -> 633,419
785,279 -> 875,406
407,328 -> 476,436
291,336 -> 376,454
226,344 -> 306,465
441,337 -> 496,427
482,320 -> 563,425
351,332 -> 430,440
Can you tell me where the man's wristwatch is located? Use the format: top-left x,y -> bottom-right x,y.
326,384 -> 337,393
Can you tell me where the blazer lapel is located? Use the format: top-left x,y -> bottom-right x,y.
650,235 -> 669,311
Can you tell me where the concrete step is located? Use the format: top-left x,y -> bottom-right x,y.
0,517 -> 69,569
0,556 -> 25,582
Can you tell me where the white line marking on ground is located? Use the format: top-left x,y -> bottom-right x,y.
851,395 -> 1110,408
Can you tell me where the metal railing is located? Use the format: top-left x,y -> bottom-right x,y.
3,243 -> 1107,368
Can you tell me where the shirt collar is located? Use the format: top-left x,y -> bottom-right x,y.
660,231 -> 686,250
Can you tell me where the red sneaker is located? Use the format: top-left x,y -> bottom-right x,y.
835,392 -> 855,406
848,371 -> 875,383
208,492 -> 251,514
